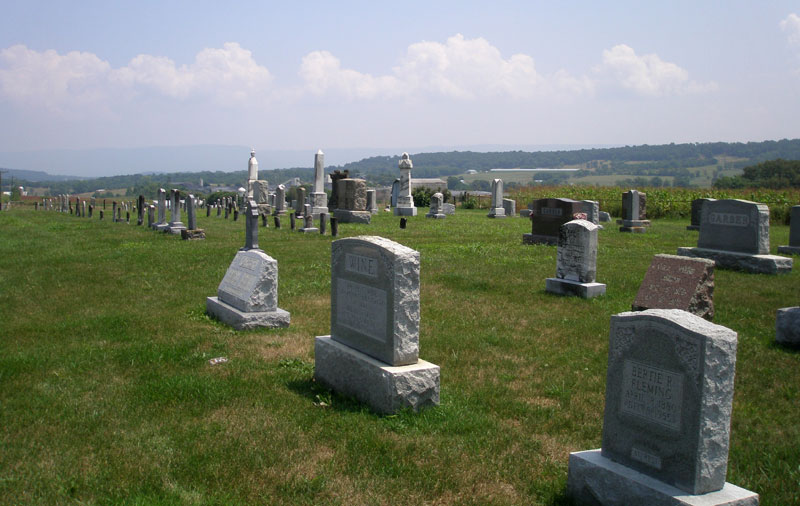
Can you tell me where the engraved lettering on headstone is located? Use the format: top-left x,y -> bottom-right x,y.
631,447 -> 662,470
708,212 -> 749,227
621,359 -> 683,431
336,279 -> 387,342
540,207 -> 563,216
345,253 -> 378,278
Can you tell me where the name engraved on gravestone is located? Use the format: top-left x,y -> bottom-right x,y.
346,253 -> 378,277
621,359 -> 683,431
541,207 -> 563,216
336,279 -> 387,342
218,255 -> 268,310
708,213 -> 749,227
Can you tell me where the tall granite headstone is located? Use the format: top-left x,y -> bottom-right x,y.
314,236 -> 440,414
677,199 -> 792,274
567,309 -> 758,505
545,219 -> 606,298
366,189 -> 378,214
181,194 -> 205,240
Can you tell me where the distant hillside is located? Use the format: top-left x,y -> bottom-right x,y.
0,168 -> 81,183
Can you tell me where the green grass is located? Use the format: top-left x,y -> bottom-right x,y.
1,207 -> 798,504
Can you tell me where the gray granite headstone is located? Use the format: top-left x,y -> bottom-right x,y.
687,198 -> 715,231
273,185 -> 287,215
777,205 -> 800,255
295,187 -> 307,216
602,309 -> 737,494
775,307 -> 800,346
311,149 -> 328,217
698,199 -> 768,254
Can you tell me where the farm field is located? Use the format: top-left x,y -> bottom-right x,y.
0,206 -> 798,504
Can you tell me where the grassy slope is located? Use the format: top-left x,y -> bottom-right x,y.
0,207 -> 798,504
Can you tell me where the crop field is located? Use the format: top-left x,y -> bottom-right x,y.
0,205 -> 798,504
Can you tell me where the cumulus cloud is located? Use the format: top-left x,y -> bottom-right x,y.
299,34 -> 592,101
596,44 -> 716,97
0,43 -> 272,110
781,13 -> 800,45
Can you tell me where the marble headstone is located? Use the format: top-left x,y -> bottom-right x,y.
426,192 -> 446,219
311,149 -> 329,217
546,219 -> 606,298
394,153 -> 417,216
487,179 -> 506,218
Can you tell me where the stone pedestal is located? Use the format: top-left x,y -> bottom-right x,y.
394,196 -> 417,216
311,192 -> 328,218
545,278 -> 606,298
314,336 -> 440,414
618,219 -> 651,232
334,209 -> 371,223
487,207 -> 506,218
206,297 -> 290,330
677,247 -> 792,274
567,450 -> 759,506
167,223 -> 186,235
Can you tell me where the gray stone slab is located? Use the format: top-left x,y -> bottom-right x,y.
217,250 -> 278,312
206,297 -> 290,330
314,336 -> 439,414
333,209 -> 371,223
698,199 -> 769,254
677,247 -> 792,274
567,450 -> 759,506
633,255 -> 715,320
331,236 -> 419,366
776,307 -> 800,346
545,278 -> 606,298
777,245 -> 800,255
602,310 -> 737,495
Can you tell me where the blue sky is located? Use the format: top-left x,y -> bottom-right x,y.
1,1 -> 799,173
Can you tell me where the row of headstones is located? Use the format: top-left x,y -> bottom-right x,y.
205,219 -> 759,504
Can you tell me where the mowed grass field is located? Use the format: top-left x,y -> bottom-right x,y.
1,206 -> 798,504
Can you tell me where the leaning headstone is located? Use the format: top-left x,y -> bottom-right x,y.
632,254 -> 715,320
181,194 -> 205,240
502,198 -> 515,217
314,236 -> 440,414
394,153 -> 417,216
775,307 -> 800,346
426,192 -> 446,219
206,200 -> 290,330
524,198 -> 585,245
618,189 -> 650,232
567,309 -> 758,505
442,203 -> 455,215
152,189 -> 168,231
487,179 -> 506,218
677,199 -> 792,274
333,178 -> 371,224
300,204 -> 319,234
777,205 -> 800,256
545,219 -> 605,298
311,149 -> 329,217
167,189 -> 186,234
687,198 -> 715,231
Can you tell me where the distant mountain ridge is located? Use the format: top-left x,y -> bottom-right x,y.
0,168 -> 81,183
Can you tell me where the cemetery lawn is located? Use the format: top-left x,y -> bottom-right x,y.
1,207 -> 798,505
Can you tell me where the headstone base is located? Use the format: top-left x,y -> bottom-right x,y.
334,209 -> 371,223
619,219 -> 650,233
677,247 -> 793,274
776,307 -> 800,346
523,233 -> 557,245
311,206 -> 329,219
300,227 -> 319,234
167,225 -> 187,235
777,245 -> 800,256
206,296 -> 290,330
487,208 -> 506,218
686,225 -> 700,231
314,336 -> 439,415
394,206 -> 417,216
152,223 -> 169,231
567,450 -> 758,506
425,212 -> 446,219
545,278 -> 606,298
181,229 -> 206,240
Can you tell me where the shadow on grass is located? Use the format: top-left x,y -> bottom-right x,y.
771,341 -> 800,354
285,376 -> 379,416
547,491 -> 577,506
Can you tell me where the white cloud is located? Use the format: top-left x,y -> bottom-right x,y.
0,44 -> 111,109
299,34 -> 592,101
596,44 -> 716,97
0,43 -> 273,110
781,13 -> 800,45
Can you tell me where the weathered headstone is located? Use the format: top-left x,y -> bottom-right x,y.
618,189 -> 651,232
502,198 -> 515,217
442,203 -> 455,215
273,184 -> 287,215
632,254 -> 714,320
147,205 -> 154,228
580,200 -> 600,227
687,198 -> 715,231
167,189 -> 186,234
366,189 -> 378,215
775,307 -> 800,346
311,149 -> 329,217
567,309 -> 758,505
545,219 -> 606,298
314,236 -> 440,414
426,192 -> 446,219
394,153 -> 417,216
152,189 -> 168,231
247,149 -> 259,198
677,199 -> 792,274
112,201 -> 117,222
777,205 -> 800,256
333,178 -> 371,224
137,195 -> 145,225
295,187 -> 307,217
524,198 -> 585,245
390,179 -> 399,208
328,169 -> 349,210
487,179 -> 506,218
181,194 -> 205,240
330,216 -> 338,237
300,204 -> 319,234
